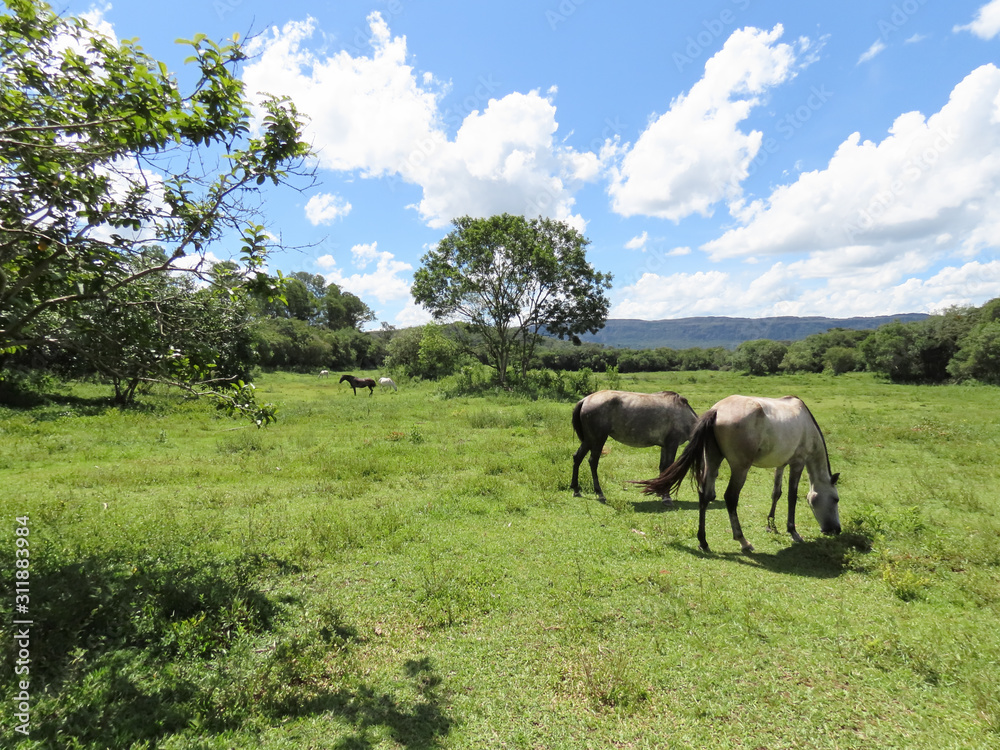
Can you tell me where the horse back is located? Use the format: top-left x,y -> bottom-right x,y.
578,390 -> 695,448
712,395 -> 818,469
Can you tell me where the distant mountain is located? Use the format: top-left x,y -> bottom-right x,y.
578,314 -> 930,350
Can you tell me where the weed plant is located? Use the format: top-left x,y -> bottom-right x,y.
1,370 -> 999,748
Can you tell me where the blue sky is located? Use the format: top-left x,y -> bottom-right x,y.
67,0 -> 1000,327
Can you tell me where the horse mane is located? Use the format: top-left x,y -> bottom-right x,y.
794,396 -> 834,479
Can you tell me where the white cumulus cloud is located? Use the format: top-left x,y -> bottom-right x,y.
317,242 -> 412,304
242,14 -> 599,231
701,64 -> 1000,269
955,0 -> 1000,39
607,25 -> 808,221
305,193 -> 352,225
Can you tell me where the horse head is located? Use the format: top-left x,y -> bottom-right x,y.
807,478 -> 841,535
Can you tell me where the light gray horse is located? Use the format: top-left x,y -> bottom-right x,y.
571,390 -> 697,504
641,395 -> 841,553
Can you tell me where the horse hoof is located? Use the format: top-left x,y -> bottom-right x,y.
660,496 -> 675,509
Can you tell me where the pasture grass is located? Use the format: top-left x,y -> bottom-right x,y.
2,370 -> 1000,748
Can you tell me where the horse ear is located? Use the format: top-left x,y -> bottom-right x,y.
831,472 -> 840,485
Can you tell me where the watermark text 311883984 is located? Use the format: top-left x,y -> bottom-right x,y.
13,515 -> 31,737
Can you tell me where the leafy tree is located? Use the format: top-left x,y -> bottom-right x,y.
64,249 -> 246,403
781,339 -> 821,373
858,321 -> 930,382
321,283 -> 376,331
822,346 -> 858,375
411,214 -> 612,385
948,318 -> 1000,384
281,277 -> 321,322
730,339 -> 788,375
417,323 -> 464,379
259,271 -> 375,331
0,0 -> 310,419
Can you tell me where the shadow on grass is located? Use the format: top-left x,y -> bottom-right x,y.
0,551 -> 454,748
667,531 -> 873,578
300,657 -> 455,750
0,387 -> 116,414
630,498 -> 701,513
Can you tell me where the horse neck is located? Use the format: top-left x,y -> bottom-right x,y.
804,436 -> 835,489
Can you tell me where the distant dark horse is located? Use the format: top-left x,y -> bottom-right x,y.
640,395 -> 841,553
571,390 -> 698,504
339,374 -> 376,396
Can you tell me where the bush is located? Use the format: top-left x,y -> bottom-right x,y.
823,346 -> 858,375
730,339 -> 788,375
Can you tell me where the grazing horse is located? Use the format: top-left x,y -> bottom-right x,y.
319,370 -> 330,378
339,374 -> 376,396
572,390 -> 698,504
379,377 -> 398,392
640,395 -> 841,553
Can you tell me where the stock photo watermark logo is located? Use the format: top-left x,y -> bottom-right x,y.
843,126 -> 956,243
877,0 -> 930,40
385,74 -> 502,193
723,83 -> 833,196
12,515 -> 32,737
546,0 -> 588,30
672,0 -> 753,72
523,116 -> 626,217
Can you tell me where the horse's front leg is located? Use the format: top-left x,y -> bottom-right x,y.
658,443 -> 679,507
786,464 -> 805,543
724,467 -> 753,553
767,466 -> 784,533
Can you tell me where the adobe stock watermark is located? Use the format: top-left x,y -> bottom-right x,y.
673,0 -> 753,73
724,83 -> 833,195
546,0 -> 588,31
877,0 -> 930,41
523,116 -> 626,217
843,126 -> 956,243
12,515 -> 32,738
385,74 -> 503,193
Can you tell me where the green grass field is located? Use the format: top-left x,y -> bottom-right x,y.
2,370 -> 999,749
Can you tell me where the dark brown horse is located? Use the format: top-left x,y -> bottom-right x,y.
640,395 -> 841,553
571,390 -> 697,504
339,374 -> 376,396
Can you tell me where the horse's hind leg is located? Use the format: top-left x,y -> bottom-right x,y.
697,457 -> 720,552
587,436 -> 609,501
767,466 -> 784,533
723,466 -> 754,553
571,443 -> 590,497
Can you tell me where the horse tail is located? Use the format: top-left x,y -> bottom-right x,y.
640,409 -> 717,497
571,399 -> 586,443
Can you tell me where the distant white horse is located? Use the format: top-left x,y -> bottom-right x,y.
379,377 -> 398,392
318,370 -> 330,378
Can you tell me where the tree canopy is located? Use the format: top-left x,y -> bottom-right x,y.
411,214 -> 612,384
0,0 -> 312,420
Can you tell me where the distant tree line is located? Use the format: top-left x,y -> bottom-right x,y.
723,299 -> 1000,384
380,297 -> 1000,387
252,272 -> 384,371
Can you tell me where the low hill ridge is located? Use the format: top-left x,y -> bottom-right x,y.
578,314 -> 929,350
